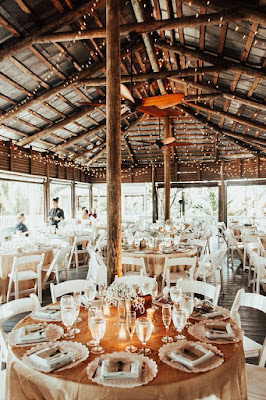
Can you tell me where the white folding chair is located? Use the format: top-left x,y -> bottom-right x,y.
115,273 -> 156,294
6,253 -> 45,303
180,232 -> 197,242
224,229 -> 244,267
162,256 -> 197,288
121,256 -> 147,276
195,246 -> 227,292
50,279 -> 90,303
86,244 -> 107,286
0,294 -> 40,369
230,288 -> 266,365
246,356 -> 266,400
242,235 -> 260,271
187,239 -> 207,262
252,253 -> 266,294
177,280 -> 221,307
246,242 -> 265,287
217,222 -> 226,246
42,245 -> 73,287
73,234 -> 92,274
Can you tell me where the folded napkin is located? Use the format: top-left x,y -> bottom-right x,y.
18,325 -> 47,344
29,345 -> 73,371
203,311 -> 226,319
205,322 -> 234,339
101,359 -> 139,380
171,343 -> 215,369
34,306 -> 61,320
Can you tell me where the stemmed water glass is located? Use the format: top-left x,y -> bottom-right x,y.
87,306 -> 98,347
61,295 -> 76,339
125,311 -> 137,353
84,282 -> 97,307
181,295 -> 194,326
90,313 -> 106,354
73,290 -> 82,334
98,281 -> 106,299
162,304 -> 173,343
172,308 -> 187,340
136,317 -> 153,355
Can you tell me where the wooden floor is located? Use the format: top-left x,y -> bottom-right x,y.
3,235 -> 266,365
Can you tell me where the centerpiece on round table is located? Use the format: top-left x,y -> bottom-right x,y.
105,280 -> 145,314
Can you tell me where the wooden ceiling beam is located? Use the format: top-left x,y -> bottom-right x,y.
187,102 -> 265,132
36,8 -> 266,43
0,0 -> 106,63
155,40 -> 266,80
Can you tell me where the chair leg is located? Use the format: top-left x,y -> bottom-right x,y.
14,279 -> 19,300
75,249 -> 79,277
55,268 -> 60,285
6,278 -> 13,302
220,269 -> 224,294
243,248 -> 246,270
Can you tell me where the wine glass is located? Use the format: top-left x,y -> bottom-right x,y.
74,290 -> 82,322
60,295 -> 76,339
172,308 -> 187,340
87,306 -> 98,347
136,317 -> 153,355
162,304 -> 173,343
170,286 -> 183,308
90,314 -> 106,354
84,282 -> 97,307
125,311 -> 137,353
181,295 -> 194,326
151,279 -> 158,309
98,281 -> 106,299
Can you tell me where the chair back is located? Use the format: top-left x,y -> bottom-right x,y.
177,280 -> 221,306
180,232 -> 196,242
0,294 -> 40,362
13,253 -> 45,268
187,239 -> 207,261
230,288 -> 266,316
50,279 -> 90,303
86,245 -> 107,286
162,256 -> 197,286
121,256 -> 146,275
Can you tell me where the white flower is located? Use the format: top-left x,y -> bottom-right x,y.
105,281 -> 137,304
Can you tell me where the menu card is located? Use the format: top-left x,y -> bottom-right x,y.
101,359 -> 139,380
18,325 -> 47,344
205,322 -> 234,339
29,345 -> 73,371
34,306 -> 61,320
171,343 -> 215,369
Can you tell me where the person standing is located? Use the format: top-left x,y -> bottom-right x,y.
48,197 -> 65,228
15,213 -> 29,235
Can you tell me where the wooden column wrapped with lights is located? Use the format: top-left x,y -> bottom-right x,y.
106,0 -> 122,280
164,116 -> 171,221
219,160 -> 227,224
152,163 -> 158,223
45,160 -> 50,222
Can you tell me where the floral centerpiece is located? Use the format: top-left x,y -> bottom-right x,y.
105,280 -> 145,313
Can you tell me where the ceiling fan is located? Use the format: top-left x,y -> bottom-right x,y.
131,118 -> 194,149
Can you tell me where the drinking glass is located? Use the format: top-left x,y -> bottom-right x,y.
61,295 -> 76,339
136,317 -> 153,355
90,315 -> 106,354
87,306 -> 98,347
84,282 -> 97,307
148,237 -> 154,249
170,286 -> 183,308
172,308 -> 187,340
181,295 -> 194,325
162,304 -> 173,343
98,281 -> 106,299
74,290 -> 82,322
125,311 -> 137,353
151,279 -> 158,309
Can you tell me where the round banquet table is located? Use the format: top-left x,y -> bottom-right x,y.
6,305 -> 247,400
122,247 -> 198,278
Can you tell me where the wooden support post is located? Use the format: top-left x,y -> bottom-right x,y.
152,163 -> 158,223
45,160 -> 50,222
9,140 -> 13,172
71,181 -> 76,218
218,161 -> 227,224
256,156 -> 260,178
164,116 -> 171,221
106,0 -> 122,281
29,146 -> 33,174
89,184 -> 93,211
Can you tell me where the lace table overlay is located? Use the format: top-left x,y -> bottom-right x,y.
87,351 -> 158,388
9,323 -> 64,347
158,340 -> 224,373
22,340 -> 89,373
190,306 -> 230,322
188,321 -> 242,344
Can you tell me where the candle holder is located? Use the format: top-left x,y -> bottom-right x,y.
118,323 -> 127,340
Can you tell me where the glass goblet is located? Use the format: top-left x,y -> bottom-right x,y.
151,279 -> 158,310
162,304 -> 173,343
98,281 -> 106,299
87,306 -> 98,347
60,295 -> 76,339
181,295 -> 194,326
74,290 -> 82,322
90,314 -> 106,354
125,311 -> 137,353
84,282 -> 97,308
136,317 -> 153,355
172,308 -> 187,340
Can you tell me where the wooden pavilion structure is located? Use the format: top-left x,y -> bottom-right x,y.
0,0 -> 265,277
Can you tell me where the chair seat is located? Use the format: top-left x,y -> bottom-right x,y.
123,271 -> 142,276
244,336 -> 262,358
8,270 -> 38,281
169,271 -> 190,282
0,369 -> 6,400
246,363 -> 266,400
